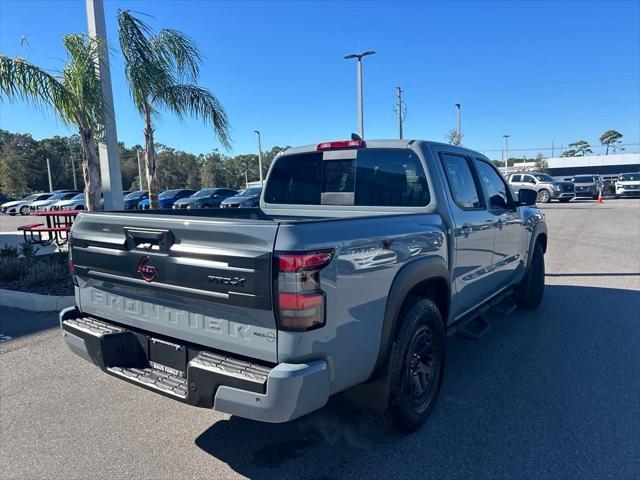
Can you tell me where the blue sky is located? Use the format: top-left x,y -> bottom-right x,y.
1,0 -> 639,158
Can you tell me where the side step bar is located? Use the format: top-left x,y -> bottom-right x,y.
449,289 -> 516,340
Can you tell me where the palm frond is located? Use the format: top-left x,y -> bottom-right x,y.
156,84 -> 231,149
152,29 -> 201,81
0,55 -> 71,121
117,9 -> 169,113
61,34 -> 105,132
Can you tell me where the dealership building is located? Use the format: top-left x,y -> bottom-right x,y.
508,153 -> 639,181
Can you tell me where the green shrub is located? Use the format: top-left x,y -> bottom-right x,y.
0,245 -> 19,258
19,242 -> 40,259
0,253 -> 72,295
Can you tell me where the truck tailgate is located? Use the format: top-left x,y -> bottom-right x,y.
70,212 -> 279,362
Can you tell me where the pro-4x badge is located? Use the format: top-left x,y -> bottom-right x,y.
137,256 -> 158,282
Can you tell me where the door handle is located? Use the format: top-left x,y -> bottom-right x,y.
124,227 -> 174,252
458,224 -> 473,237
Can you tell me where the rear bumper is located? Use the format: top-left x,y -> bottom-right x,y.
59,307 -> 330,423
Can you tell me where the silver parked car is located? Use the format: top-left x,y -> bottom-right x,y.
508,172 -> 575,203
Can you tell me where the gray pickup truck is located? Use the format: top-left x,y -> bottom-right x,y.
60,139 -> 547,432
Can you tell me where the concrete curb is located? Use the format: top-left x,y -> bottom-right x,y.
0,288 -> 74,312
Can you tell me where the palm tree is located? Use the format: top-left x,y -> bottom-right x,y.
117,10 -> 230,208
0,34 -> 104,210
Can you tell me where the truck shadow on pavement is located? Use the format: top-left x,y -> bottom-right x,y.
196,283 -> 640,480
0,306 -> 59,341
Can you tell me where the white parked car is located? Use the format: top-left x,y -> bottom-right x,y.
1,193 -> 53,216
615,172 -> 640,198
30,192 -> 80,212
52,192 -> 87,211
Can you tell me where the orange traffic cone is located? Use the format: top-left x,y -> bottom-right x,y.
597,190 -> 603,204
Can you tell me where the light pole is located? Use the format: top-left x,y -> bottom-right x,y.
455,104 -> 461,143
254,130 -> 263,186
86,0 -> 123,210
503,135 -> 510,176
344,50 -> 376,139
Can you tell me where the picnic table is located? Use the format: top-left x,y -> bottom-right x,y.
18,210 -> 82,247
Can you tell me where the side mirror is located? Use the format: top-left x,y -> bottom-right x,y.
518,188 -> 537,206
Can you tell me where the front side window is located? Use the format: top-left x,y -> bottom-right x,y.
264,149 -> 429,207
475,160 -> 513,210
523,174 -> 536,184
440,153 -> 482,209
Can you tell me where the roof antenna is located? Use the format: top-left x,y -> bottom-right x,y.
351,133 -> 362,141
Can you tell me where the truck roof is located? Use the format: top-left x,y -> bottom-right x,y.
281,139 -> 488,158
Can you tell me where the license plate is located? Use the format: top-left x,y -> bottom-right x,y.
149,337 -> 187,377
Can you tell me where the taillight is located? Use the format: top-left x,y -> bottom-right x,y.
316,140 -> 366,151
275,250 -> 334,331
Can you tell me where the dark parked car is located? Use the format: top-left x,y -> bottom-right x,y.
138,189 -> 196,209
172,188 -> 237,209
571,175 -> 603,199
123,190 -> 148,209
220,186 -> 262,208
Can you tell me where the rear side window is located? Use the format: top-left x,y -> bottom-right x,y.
440,153 -> 482,209
510,174 -> 521,182
264,149 -> 429,207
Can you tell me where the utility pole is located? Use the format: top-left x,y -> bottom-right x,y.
245,171 -> 248,188
503,135 -> 510,176
551,140 -> 555,158
136,148 -> 144,190
455,103 -> 461,143
86,0 -> 123,210
254,130 -> 264,186
395,86 -> 406,139
344,51 -> 376,139
46,158 -> 53,192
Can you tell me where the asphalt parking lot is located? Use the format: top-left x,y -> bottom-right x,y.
1,199 -> 639,479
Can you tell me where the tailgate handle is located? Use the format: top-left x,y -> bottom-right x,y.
124,228 -> 174,252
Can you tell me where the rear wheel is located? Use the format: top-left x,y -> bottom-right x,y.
514,242 -> 545,309
19,205 -> 30,215
381,297 -> 445,433
536,189 -> 551,203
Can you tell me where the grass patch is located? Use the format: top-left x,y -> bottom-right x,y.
0,252 -> 73,295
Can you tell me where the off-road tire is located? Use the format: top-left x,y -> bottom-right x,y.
513,242 -> 545,309
381,297 -> 446,433
536,189 -> 551,203
19,205 -> 30,215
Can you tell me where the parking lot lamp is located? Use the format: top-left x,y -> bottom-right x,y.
503,134 -> 510,176
344,51 -> 376,139
254,130 -> 263,187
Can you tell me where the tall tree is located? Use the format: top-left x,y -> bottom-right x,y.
534,153 -> 549,172
445,129 -> 463,146
0,34 -> 105,209
599,130 -> 623,155
117,10 -> 230,208
562,140 -> 592,157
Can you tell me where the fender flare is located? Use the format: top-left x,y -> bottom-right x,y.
526,221 -> 548,269
370,256 -> 450,379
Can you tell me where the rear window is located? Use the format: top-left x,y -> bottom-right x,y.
264,149 -> 429,207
